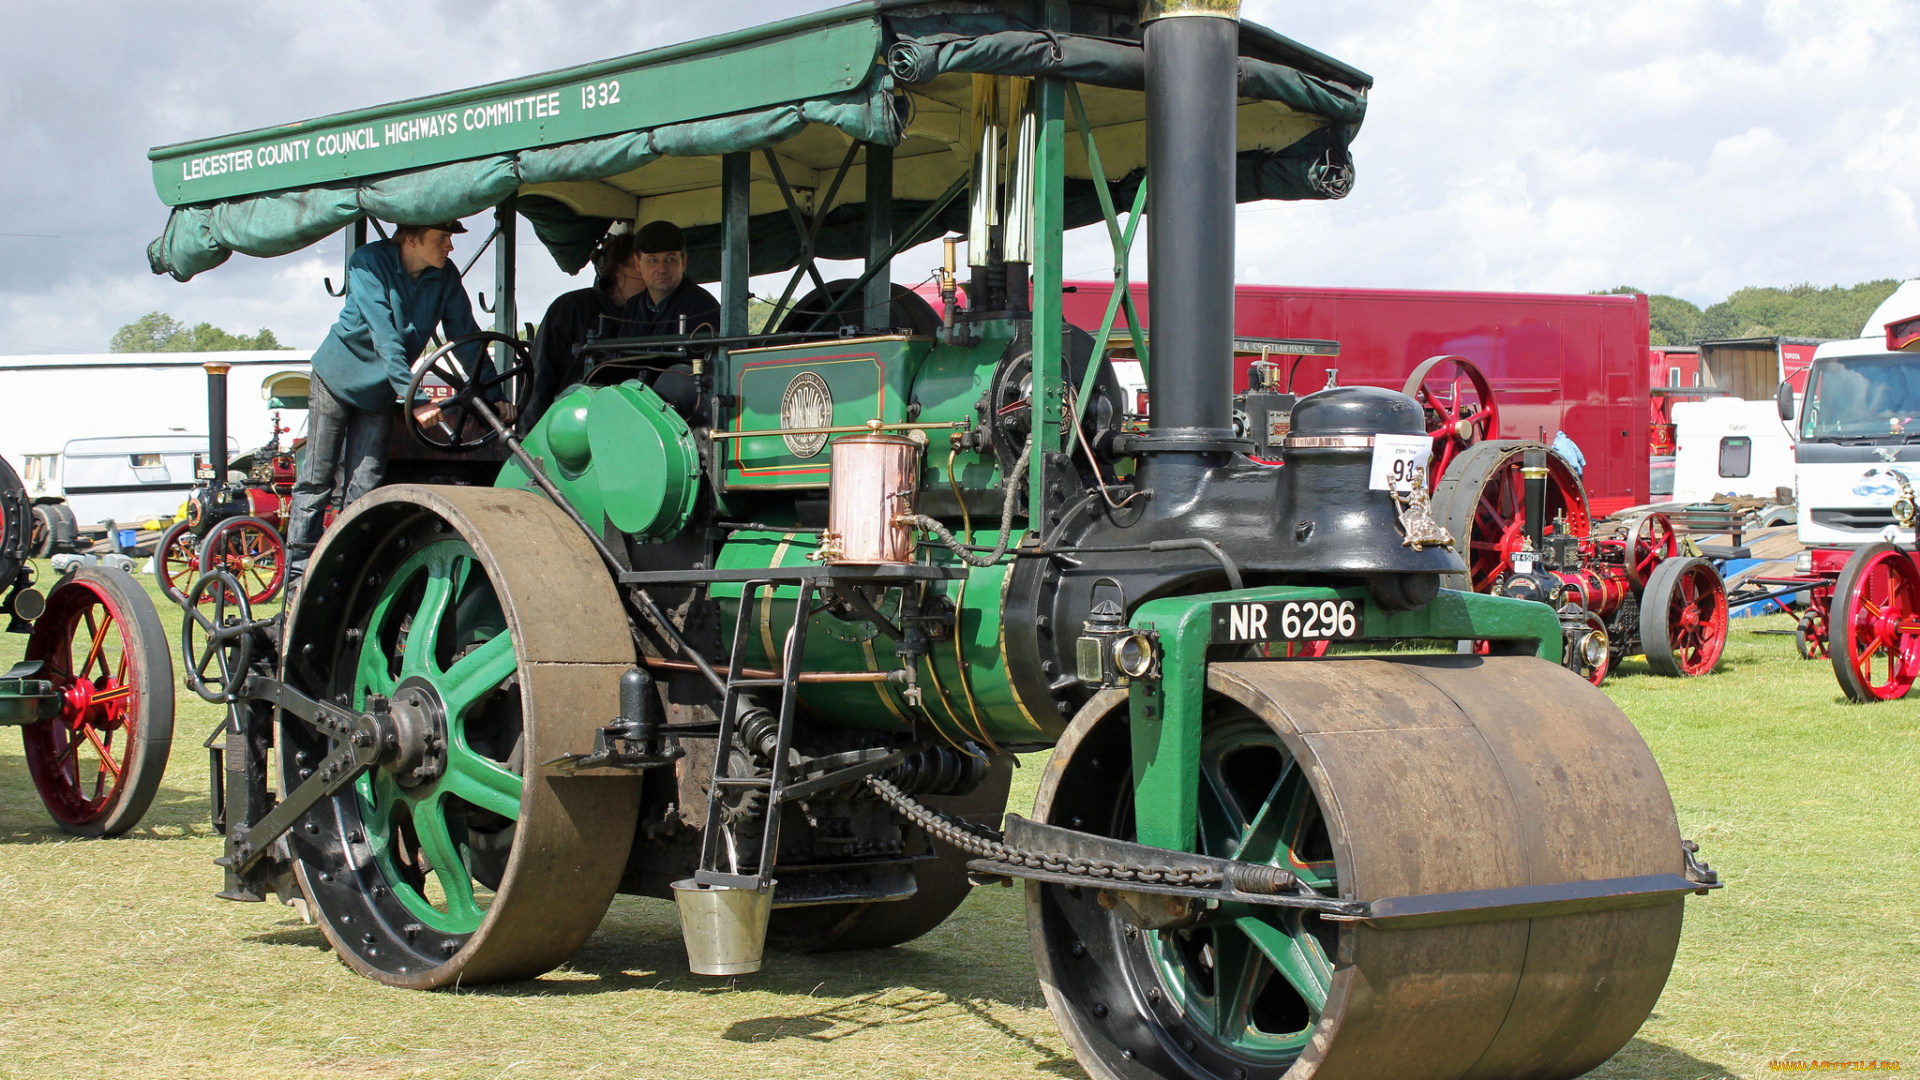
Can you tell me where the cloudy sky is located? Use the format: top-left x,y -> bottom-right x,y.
2,0 -> 1915,356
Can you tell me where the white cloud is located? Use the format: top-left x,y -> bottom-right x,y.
5,0 -> 1919,358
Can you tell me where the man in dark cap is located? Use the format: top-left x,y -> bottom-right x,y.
519,229 -> 648,432
621,219 -> 720,337
286,220 -> 499,591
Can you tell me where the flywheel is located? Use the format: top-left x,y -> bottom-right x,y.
278,485 -> 641,988
1029,655 -> 1685,1080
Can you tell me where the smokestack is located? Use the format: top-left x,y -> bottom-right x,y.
204,361 -> 230,483
1142,0 -> 1241,445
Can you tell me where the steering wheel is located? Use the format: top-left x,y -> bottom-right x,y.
181,570 -> 260,704
404,331 -> 531,452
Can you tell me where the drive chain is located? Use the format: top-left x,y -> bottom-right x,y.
866,775 -> 1223,888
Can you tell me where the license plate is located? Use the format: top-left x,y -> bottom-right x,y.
1211,599 -> 1360,644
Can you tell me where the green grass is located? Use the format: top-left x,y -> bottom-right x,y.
0,563 -> 1914,1079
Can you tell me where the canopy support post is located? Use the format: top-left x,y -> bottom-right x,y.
1028,72 -> 1067,528
720,151 -> 751,337
863,142 -> 893,330
325,219 -> 367,298
492,196 -> 518,388
1067,83 -> 1150,428
763,143 -> 857,329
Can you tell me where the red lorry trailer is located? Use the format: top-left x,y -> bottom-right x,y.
1063,283 -> 1652,515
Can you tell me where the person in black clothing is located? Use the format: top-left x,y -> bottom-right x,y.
520,220 -> 722,431
519,230 -> 647,432
622,219 -> 720,337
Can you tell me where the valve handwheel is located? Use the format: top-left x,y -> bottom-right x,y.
181,570 -> 261,704
1624,512 -> 1678,589
404,331 -> 531,453
1401,355 -> 1499,491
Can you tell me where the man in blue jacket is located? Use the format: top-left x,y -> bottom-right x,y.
285,220 -> 501,589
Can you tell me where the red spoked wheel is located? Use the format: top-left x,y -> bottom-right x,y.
1624,512 -> 1678,589
1642,556 -> 1728,677
198,515 -> 285,605
1795,609 -> 1829,659
1827,543 -> 1920,702
19,566 -> 174,836
155,519 -> 199,605
1401,355 -> 1500,491
1430,440 -> 1590,592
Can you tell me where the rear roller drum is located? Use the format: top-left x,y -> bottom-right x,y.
279,485 -> 641,988
1030,656 -> 1684,1080
19,566 -> 174,836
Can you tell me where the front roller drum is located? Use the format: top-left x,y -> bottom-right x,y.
1029,655 -> 1685,1080
278,485 -> 641,988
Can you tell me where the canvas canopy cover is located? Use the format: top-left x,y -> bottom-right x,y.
146,0 -> 1370,284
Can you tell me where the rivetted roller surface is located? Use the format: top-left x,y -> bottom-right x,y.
282,485 -> 642,989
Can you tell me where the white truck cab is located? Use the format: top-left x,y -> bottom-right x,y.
1786,281 -> 1920,546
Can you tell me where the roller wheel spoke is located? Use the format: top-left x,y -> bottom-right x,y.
412,794 -> 484,924
443,745 -> 522,822
1239,913 -> 1332,1014
440,632 -> 514,719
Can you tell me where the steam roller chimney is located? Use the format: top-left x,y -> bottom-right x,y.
204,360 -> 231,483
1141,0 -> 1241,450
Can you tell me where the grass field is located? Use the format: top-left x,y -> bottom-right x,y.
0,561 -> 1914,1079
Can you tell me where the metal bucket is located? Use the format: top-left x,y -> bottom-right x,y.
671,878 -> 775,976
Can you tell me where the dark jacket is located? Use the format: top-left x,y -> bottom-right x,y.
308,240 -> 484,412
619,278 -> 721,338
521,281 -> 624,432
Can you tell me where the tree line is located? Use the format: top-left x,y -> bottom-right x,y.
1597,280 -> 1905,346
109,311 -> 290,353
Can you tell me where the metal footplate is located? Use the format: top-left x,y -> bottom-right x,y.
962,815 -> 1720,930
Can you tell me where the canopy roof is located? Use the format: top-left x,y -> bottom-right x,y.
147,0 -> 1370,283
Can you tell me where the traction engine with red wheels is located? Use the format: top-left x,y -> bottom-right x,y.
158,361 -> 291,607
1812,469 -> 1920,701
1,453 -> 176,836
1417,361 -> 1730,684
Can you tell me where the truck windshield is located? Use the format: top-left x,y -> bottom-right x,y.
1800,354 -> 1920,439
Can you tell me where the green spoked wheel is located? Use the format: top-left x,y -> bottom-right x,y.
1144,718 -> 1336,1060
280,485 -> 640,988
349,537 -> 522,934
1030,658 -> 1687,1080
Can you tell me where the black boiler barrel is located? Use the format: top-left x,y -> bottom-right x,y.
1143,6 -> 1240,444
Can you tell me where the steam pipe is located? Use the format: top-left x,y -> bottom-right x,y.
1141,1 -> 1241,446
204,361 -> 231,483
